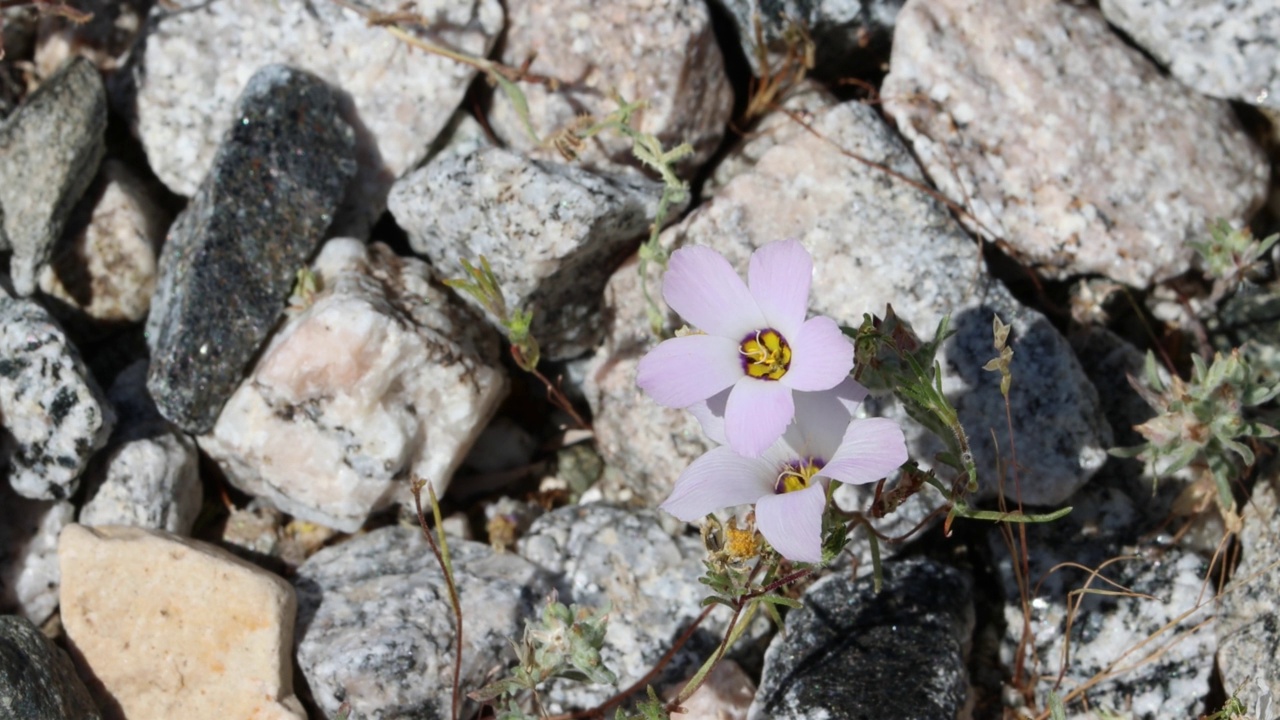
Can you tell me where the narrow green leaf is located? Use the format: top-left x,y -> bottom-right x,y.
491,71 -> 540,144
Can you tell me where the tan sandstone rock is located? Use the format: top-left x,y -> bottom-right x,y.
58,524 -> 304,720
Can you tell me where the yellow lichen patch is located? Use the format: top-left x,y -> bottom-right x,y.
740,329 -> 791,380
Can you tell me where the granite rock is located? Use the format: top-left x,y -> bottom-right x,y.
1100,0 -> 1279,109
0,479 -> 74,623
38,159 -> 171,326
0,615 -> 101,720
1006,545 -> 1213,718
389,146 -> 674,360
78,362 -> 201,535
704,81 -> 839,196
0,56 -> 106,295
294,526 -> 553,720
991,466 -> 1214,719
201,239 -> 507,532
488,0 -> 733,174
881,0 -> 1268,288
575,252 -> 713,509
750,557 -> 973,720
59,523 -> 305,720
590,100 -> 1109,510
125,0 -> 501,233
518,504 -> 741,713
1217,465 -> 1280,716
0,296 -> 114,501
145,64 -> 356,434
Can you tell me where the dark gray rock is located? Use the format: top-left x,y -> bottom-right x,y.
294,526 -> 553,720
0,296 -> 114,501
389,146 -> 676,360
0,615 -> 101,720
0,57 -> 106,295
750,557 -> 973,720
716,0 -> 904,78
1069,325 -> 1156,449
145,64 -> 356,433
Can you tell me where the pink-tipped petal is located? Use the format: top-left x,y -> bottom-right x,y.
725,379 -> 795,457
687,388 -> 731,445
660,446 -> 775,522
637,334 -> 742,408
755,484 -> 827,563
819,418 -> 909,485
782,316 -> 854,392
663,246 -> 766,339
748,239 -> 812,338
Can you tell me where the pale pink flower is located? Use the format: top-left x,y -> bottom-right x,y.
662,378 -> 907,563
636,240 -> 854,457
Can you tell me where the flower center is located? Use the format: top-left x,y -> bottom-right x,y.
775,457 -> 824,494
740,328 -> 792,380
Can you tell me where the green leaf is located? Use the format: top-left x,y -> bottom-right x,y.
1108,444 -> 1149,459
1160,444 -> 1199,476
755,594 -> 802,609
491,70 -> 540,144
1048,692 -> 1067,720
1220,438 -> 1255,466
1143,351 -> 1165,392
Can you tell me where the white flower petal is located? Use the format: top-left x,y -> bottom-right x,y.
661,446 -> 775,522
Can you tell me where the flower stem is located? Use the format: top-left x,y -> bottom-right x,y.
411,478 -> 464,720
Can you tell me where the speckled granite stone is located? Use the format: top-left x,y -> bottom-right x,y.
79,362 -> 201,535
38,159 -> 170,326
201,239 -> 507,532
881,0 -> 1267,287
0,296 -> 114,500
1217,465 -> 1280,716
124,0 -> 501,234
294,526 -> 553,720
0,478 -> 75,623
488,0 -> 732,175
1100,0 -> 1279,109
145,64 -> 356,434
389,146 -> 676,360
0,57 -> 106,295
518,504 -> 746,713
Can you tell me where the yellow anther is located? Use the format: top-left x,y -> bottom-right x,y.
740,329 -> 792,380
775,459 -> 822,495
724,518 -> 761,560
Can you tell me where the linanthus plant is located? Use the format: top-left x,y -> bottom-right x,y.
638,239 -> 907,561
1189,219 -> 1279,304
1115,349 -> 1279,521
641,239 -> 1070,578
1110,220 -> 1280,523
621,240 -> 1072,718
